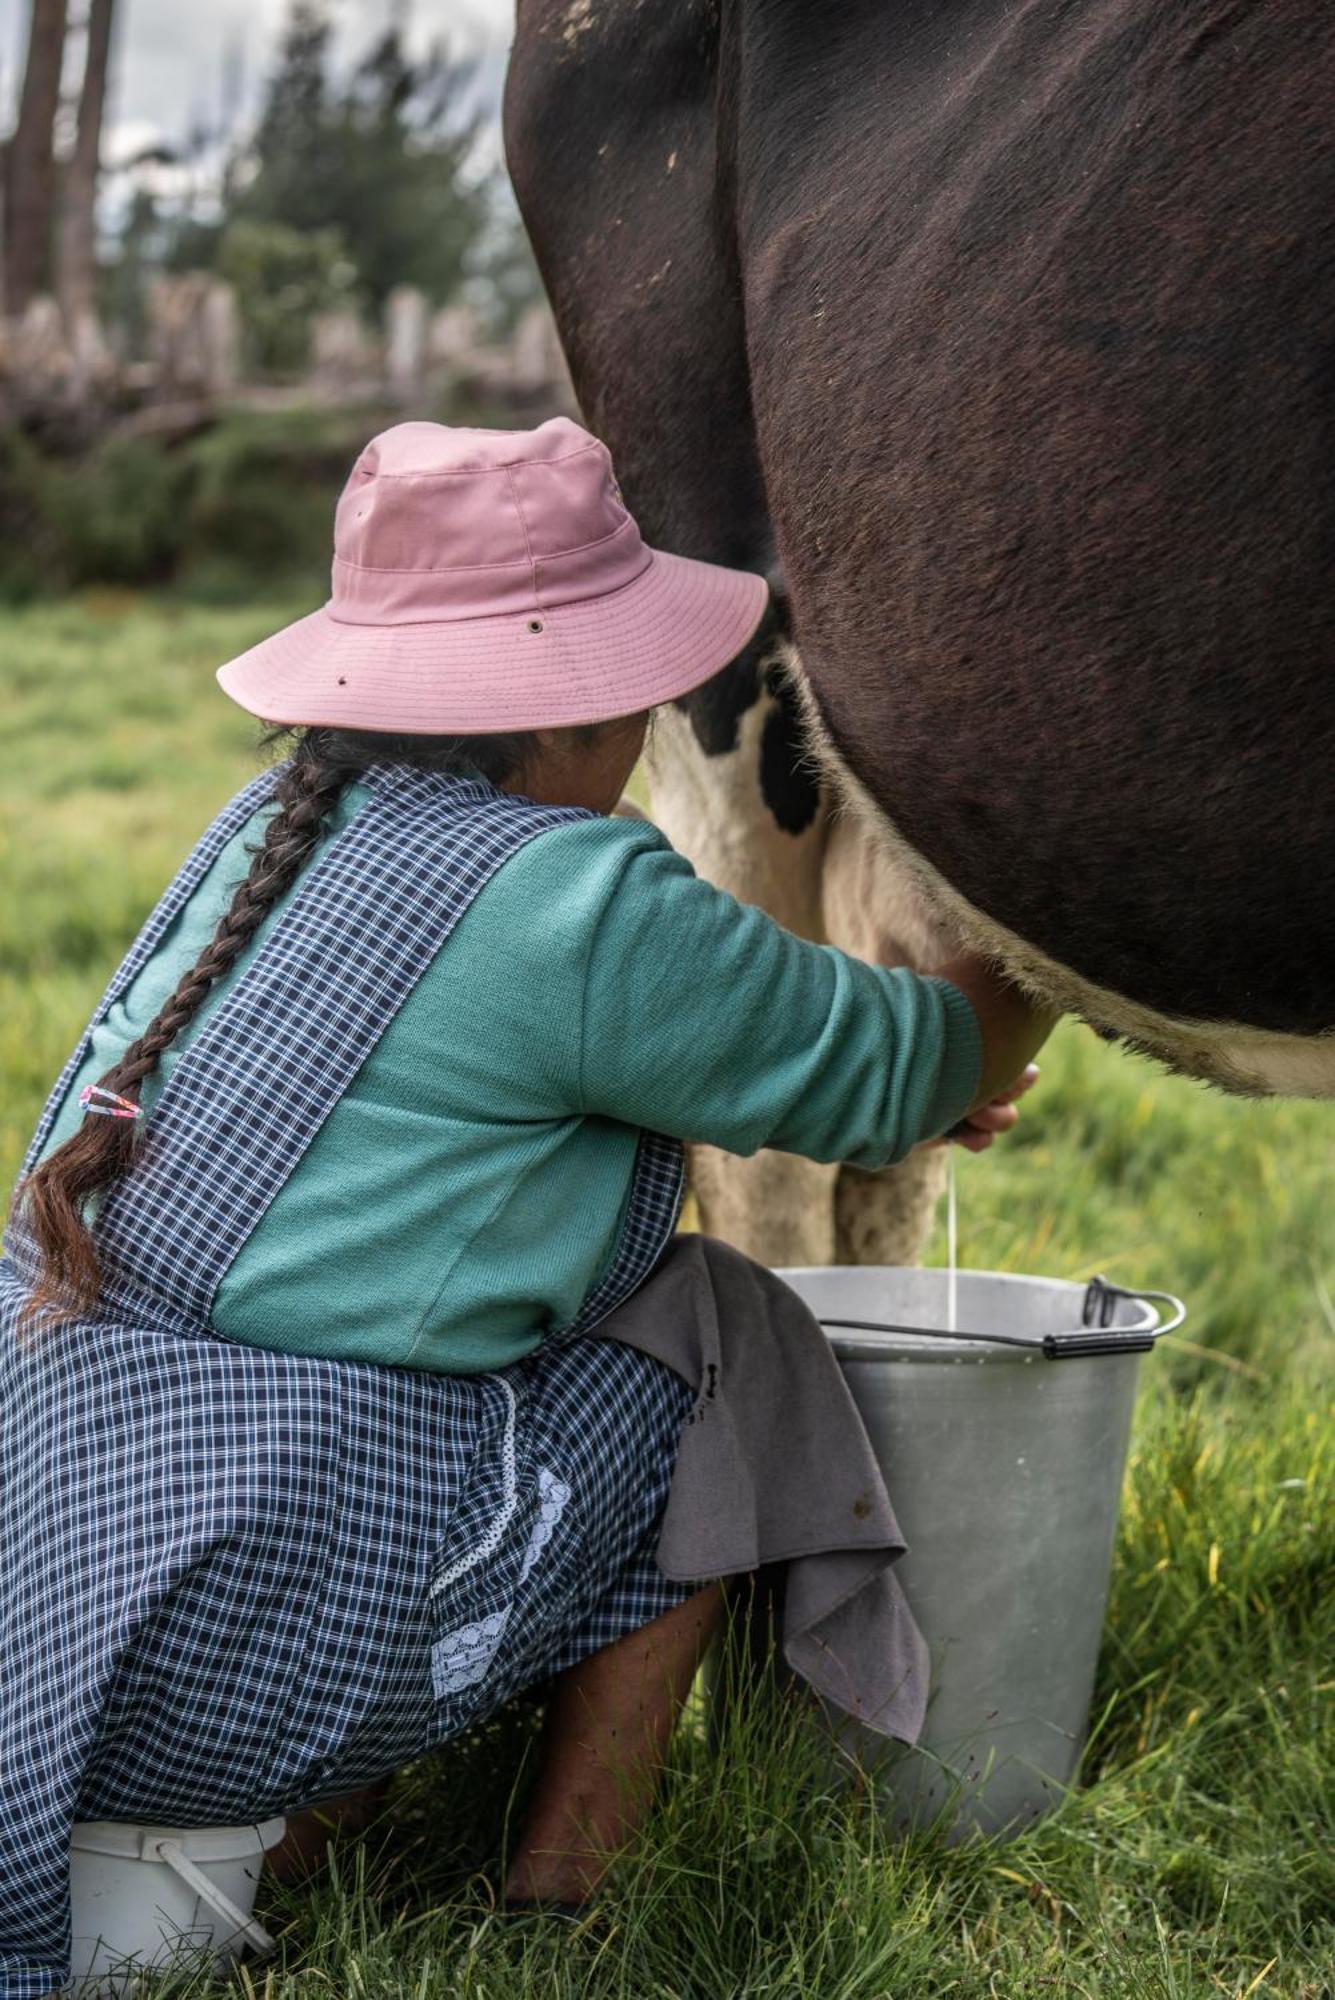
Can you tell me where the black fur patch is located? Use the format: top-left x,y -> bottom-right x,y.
759,664 -> 822,835
676,597 -> 819,833
508,0 -> 1335,1034
678,651 -> 763,757
675,596 -> 781,756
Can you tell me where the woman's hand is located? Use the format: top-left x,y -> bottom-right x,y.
931,1063 -> 1041,1154
933,951 -> 1060,1113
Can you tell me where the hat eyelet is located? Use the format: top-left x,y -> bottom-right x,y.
526,618 -> 545,634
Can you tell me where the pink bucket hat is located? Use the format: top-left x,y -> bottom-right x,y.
216,417 -> 769,733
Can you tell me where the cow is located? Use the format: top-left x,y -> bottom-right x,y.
504,0 -> 1335,1263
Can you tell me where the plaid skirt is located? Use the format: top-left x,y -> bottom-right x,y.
2,761 -> 695,1994
0,1258 -> 692,1996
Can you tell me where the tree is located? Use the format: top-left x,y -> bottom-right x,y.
3,0 -> 69,318
103,184 -> 159,359
216,216 -> 355,377
232,1 -> 332,236
58,0 -> 118,363
232,4 -> 490,316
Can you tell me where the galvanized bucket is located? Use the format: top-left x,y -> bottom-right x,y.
771,1266 -> 1185,1839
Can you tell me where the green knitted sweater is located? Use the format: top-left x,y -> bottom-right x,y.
41,785 -> 981,1373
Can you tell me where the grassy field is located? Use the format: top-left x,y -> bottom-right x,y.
2,593 -> 1331,1998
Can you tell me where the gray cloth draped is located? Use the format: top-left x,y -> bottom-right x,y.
591,1232 -> 929,1743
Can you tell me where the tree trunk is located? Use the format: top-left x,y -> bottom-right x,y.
3,0 -> 69,319
58,0 -> 116,364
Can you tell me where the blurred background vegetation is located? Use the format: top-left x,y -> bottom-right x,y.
150,3 -> 515,355
0,0 -> 555,602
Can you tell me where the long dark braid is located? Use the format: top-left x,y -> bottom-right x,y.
16,742 -> 358,1332
14,716 -> 612,1333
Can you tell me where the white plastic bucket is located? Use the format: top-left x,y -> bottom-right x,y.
728,1267 -> 1184,1839
68,1816 -> 286,1995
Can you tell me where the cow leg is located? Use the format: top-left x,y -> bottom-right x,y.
821,791 -> 957,1268
645,657 -> 840,1269
689,1145 -> 840,1271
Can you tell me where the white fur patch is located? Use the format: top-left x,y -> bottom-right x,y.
646,668 -> 954,1265
647,691 -> 829,941
562,0 -> 596,47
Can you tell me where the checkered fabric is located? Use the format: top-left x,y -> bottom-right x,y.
19,766 -> 281,1185
563,1126 -> 685,1336
90,763 -> 618,1326
0,764 -> 690,1998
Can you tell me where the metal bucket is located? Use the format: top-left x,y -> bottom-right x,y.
769,1266 -> 1183,1838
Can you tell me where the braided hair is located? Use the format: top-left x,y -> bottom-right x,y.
16,723 -> 535,1333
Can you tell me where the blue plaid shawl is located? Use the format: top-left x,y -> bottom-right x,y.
0,764 -> 689,1998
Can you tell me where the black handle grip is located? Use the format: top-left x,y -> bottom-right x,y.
818,1276 -> 1185,1360
1042,1328 -> 1158,1360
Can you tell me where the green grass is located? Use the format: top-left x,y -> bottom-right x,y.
2,594 -> 1331,1998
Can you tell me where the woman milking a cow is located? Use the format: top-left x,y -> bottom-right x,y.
0,418 -> 1053,1982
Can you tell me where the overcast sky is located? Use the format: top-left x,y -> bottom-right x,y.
0,0 -> 515,172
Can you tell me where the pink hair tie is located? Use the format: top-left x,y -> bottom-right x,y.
78,1085 -> 144,1122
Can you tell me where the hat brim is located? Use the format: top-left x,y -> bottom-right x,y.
216,548 -> 770,734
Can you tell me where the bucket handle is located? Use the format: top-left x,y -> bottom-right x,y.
818,1275 -> 1187,1360
144,1837 -> 276,1957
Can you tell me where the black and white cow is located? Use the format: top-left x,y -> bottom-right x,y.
506,0 -> 1335,1261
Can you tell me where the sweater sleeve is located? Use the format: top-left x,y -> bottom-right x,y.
574,825 -> 982,1167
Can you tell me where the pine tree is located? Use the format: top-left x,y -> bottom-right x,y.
236,1 -> 335,242
232,4 -> 489,315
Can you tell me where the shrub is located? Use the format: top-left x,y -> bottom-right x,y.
0,407 -> 376,602
0,427 -> 67,600
174,407 -> 366,591
63,437 -> 190,587
216,218 -> 359,379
